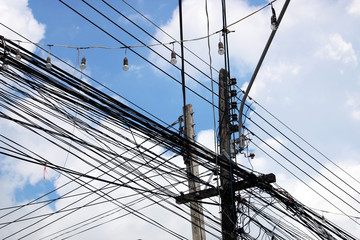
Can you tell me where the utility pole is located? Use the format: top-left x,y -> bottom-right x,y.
176,1 -> 289,236
218,69 -> 237,240
176,72 -> 276,239
183,104 -> 206,240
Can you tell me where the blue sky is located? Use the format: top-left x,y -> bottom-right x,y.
24,0 -> 271,130
1,0 -> 360,239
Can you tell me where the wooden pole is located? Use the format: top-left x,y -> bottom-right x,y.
183,104 -> 206,240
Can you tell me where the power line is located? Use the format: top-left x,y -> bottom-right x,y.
2,2 -> 359,238
0,37 -> 228,238
3,0 -> 276,52
247,130 -> 360,227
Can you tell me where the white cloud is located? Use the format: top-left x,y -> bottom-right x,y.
150,0 -> 360,236
1,0 -> 360,238
0,94 -> 194,239
263,136 -> 285,153
347,0 -> 360,15
346,92 -> 360,120
197,129 -> 216,152
316,33 -> 358,65
284,160 -> 360,236
0,0 -> 45,52
351,110 -> 360,119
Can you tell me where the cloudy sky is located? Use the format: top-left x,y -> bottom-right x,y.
1,0 -> 360,239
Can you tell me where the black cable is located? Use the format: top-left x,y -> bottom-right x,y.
0,23 -> 180,134
178,0 -> 186,109
2,8 -> 358,239
247,131 -> 360,227
251,98 -> 360,191
0,40 -> 225,238
118,0 -> 221,75
246,117 -> 360,215
59,0 -> 217,108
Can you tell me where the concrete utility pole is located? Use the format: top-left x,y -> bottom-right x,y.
218,69 -> 237,240
176,73 -> 276,239
183,104 -> 206,240
176,77 -> 275,240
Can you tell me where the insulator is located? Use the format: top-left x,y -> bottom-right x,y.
230,89 -> 237,97
230,78 -> 237,85
231,113 -> 238,122
229,124 -> 238,133
230,102 -> 237,109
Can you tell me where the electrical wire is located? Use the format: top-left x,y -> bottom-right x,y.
4,0 -> 277,52
0,38 -> 228,239
2,2 -> 358,238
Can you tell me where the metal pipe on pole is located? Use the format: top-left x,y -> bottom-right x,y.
239,0 -> 291,150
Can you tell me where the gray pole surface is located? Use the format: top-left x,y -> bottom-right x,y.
183,104 -> 206,240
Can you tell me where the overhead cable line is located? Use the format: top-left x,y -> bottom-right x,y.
247,131 -> 360,227
251,96 -> 360,186
246,116 -> 360,214
245,105 -> 360,200
2,7 -> 357,238
0,37 -> 231,238
4,0 -> 276,52
0,22 -> 180,133
58,0 -> 219,108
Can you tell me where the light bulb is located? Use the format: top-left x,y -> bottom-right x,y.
2,63 -> 8,70
46,56 -> 52,70
123,56 -> 129,71
80,57 -> 86,70
122,64 -> 129,71
218,41 -> 224,55
321,215 -> 326,223
271,5 -> 278,31
16,49 -> 21,61
170,50 -> 177,65
271,19 -> 278,30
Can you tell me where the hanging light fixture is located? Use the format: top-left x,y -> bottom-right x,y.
218,32 -> 224,55
122,47 -> 129,71
2,62 -> 8,70
46,46 -> 52,70
171,51 -> 177,65
170,43 -> 177,65
15,49 -> 21,61
123,47 -> 129,71
1,43 -> 8,70
218,41 -> 224,55
46,56 -> 52,70
80,56 -> 86,70
123,56 -> 129,71
15,41 -> 21,61
270,4 -> 278,31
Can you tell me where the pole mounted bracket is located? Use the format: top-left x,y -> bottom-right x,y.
175,173 -> 276,204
